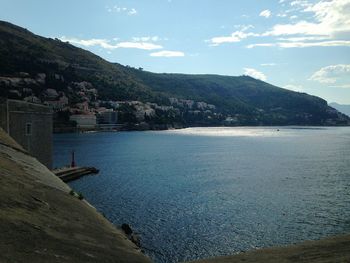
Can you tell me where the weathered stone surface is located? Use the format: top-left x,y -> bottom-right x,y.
0,129 -> 152,263
0,99 -> 53,168
188,234 -> 350,263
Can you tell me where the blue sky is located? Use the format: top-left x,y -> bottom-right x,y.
1,0 -> 350,103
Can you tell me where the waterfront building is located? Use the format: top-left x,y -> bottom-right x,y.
0,99 -> 53,168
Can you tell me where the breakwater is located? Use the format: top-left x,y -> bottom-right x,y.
53,166 -> 99,182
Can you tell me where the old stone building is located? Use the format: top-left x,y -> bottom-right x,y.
0,99 -> 53,168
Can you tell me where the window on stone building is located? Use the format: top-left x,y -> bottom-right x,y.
26,123 -> 32,136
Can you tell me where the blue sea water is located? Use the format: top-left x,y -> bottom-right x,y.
53,127 -> 350,263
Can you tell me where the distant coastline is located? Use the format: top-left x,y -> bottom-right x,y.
53,123 -> 350,134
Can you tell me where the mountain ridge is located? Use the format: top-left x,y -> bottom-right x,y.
0,20 -> 349,127
329,102 -> 350,117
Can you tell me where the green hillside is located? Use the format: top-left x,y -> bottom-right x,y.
0,20 -> 349,127
128,69 -> 344,125
0,21 -> 159,102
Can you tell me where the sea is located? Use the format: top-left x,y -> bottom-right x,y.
53,127 -> 350,263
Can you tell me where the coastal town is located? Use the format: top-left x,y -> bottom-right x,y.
0,72 -> 226,132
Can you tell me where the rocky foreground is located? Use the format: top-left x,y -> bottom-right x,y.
0,128 -> 151,263
189,234 -> 350,263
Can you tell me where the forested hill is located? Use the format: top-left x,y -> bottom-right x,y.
329,102 -> 350,117
0,20 -> 349,126
127,69 -> 349,125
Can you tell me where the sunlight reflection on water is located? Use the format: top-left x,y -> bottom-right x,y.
163,126 -> 311,137
54,127 -> 350,263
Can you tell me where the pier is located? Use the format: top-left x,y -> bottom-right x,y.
52,166 -> 99,182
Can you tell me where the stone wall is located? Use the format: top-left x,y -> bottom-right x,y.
0,99 -> 53,168
0,99 -> 7,132
0,128 -> 151,263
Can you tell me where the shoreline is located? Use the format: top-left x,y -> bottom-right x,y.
53,124 -> 350,134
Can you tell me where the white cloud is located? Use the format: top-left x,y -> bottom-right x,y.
60,37 -> 113,48
278,40 -> 350,47
329,84 -> 350,89
243,68 -> 267,81
283,84 -> 303,91
209,26 -> 258,46
128,8 -> 137,15
259,9 -> 272,18
277,36 -> 330,41
132,36 -> 162,42
246,43 -> 276,48
309,64 -> 350,84
59,37 -> 163,50
277,13 -> 288,17
107,5 -> 137,15
247,40 -> 350,48
117,42 -> 163,50
150,50 -> 185,57
210,32 -> 249,45
261,63 -> 277,66
290,0 -> 312,8
265,0 -> 350,37
208,0 -> 350,49
264,21 -> 327,36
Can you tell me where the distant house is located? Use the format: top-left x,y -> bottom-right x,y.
70,114 -> 96,129
0,99 -> 53,168
97,110 -> 118,124
96,110 -> 120,130
44,95 -> 69,110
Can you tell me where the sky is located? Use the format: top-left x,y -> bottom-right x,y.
1,0 -> 350,104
